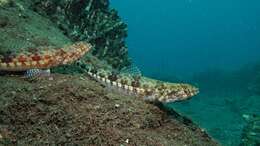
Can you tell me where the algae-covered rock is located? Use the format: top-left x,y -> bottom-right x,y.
240,114 -> 260,146
0,0 -> 71,55
30,0 -> 131,70
0,0 -> 12,7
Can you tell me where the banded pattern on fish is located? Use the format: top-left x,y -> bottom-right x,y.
85,67 -> 199,104
0,42 -> 91,71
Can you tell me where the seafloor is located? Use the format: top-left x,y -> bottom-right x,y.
0,75 -> 218,145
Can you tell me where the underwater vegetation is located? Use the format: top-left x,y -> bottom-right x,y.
30,0 -> 130,69
0,0 -> 12,7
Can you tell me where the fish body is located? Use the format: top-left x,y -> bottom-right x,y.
85,66 -> 199,104
0,42 -> 91,71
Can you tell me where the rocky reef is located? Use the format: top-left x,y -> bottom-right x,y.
240,114 -> 260,146
30,0 -> 130,70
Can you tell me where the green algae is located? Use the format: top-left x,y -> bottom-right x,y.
30,0 -> 130,69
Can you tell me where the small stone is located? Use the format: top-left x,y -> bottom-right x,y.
125,139 -> 129,143
39,86 -> 45,89
11,91 -> 16,95
48,77 -> 54,81
94,105 -> 100,110
242,114 -> 250,120
0,133 -> 3,139
80,76 -> 85,80
115,104 -> 120,108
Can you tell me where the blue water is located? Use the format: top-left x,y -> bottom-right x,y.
111,0 -> 260,145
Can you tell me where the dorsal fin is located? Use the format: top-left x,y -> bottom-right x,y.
120,63 -> 142,77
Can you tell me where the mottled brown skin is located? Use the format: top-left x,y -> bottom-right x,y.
86,69 -> 199,104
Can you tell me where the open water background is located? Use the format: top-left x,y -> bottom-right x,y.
111,0 -> 260,145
